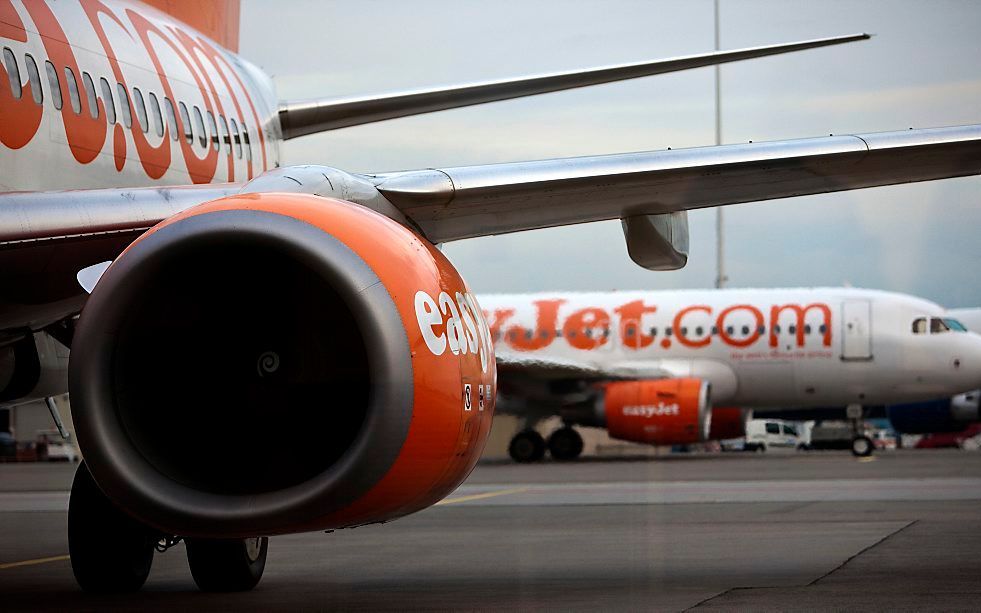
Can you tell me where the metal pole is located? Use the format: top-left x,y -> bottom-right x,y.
713,0 -> 726,289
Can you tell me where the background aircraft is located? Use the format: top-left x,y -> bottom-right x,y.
1,0 -> 980,595
483,288 -> 981,461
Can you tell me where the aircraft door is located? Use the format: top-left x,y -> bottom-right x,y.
841,300 -> 872,361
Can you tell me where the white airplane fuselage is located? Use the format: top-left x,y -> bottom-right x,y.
481,288 -> 981,409
0,0 -> 281,192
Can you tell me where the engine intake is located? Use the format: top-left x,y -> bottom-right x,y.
70,194 -> 495,537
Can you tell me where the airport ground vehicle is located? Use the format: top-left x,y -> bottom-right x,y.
35,430 -> 79,462
744,420 -> 801,452
488,289 -> 981,461
1,0 -> 980,594
915,423 -> 981,449
804,423 -> 875,456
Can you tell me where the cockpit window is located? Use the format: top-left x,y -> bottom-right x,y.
930,317 -> 950,334
943,318 -> 968,332
912,318 -> 927,334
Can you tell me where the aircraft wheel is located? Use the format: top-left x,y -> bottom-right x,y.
548,427 -> 584,461
851,435 -> 874,457
68,462 -> 155,592
186,537 -> 268,592
509,430 -> 546,463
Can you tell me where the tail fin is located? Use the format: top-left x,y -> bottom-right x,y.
143,0 -> 240,52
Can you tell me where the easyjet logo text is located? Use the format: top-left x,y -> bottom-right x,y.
623,403 -> 680,418
487,299 -> 832,352
414,291 -> 492,373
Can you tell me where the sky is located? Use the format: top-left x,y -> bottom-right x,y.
240,0 -> 981,307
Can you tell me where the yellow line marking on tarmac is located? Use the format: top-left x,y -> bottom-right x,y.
0,554 -> 70,570
435,487 -> 529,506
858,457 -> 877,463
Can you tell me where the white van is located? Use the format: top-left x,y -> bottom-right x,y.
744,419 -> 801,452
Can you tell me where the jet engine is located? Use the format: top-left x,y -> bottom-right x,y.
886,391 -> 980,434
70,194 -> 496,538
596,378 -> 711,445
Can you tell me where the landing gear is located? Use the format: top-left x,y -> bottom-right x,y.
68,462 -> 155,592
186,537 -> 268,592
851,435 -> 874,457
547,427 -> 584,461
509,429 -> 546,463
846,404 -> 874,457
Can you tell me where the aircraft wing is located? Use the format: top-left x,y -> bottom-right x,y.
367,124 -> 981,243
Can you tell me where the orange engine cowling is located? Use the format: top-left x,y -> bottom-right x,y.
708,407 -> 752,440
70,194 -> 495,537
599,378 -> 711,445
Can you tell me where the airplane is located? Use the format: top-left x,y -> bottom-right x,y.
482,288 -> 981,461
1,0 -> 980,594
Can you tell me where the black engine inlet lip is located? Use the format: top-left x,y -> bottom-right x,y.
69,206 -> 413,537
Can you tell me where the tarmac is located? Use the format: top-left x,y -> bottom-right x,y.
1,449 -> 980,611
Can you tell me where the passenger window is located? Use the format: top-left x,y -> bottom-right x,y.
206,111 -> 219,150
24,54 -> 42,105
741,325 -> 750,335
930,318 -> 950,334
649,327 -> 658,337
765,422 -> 780,435
219,114 -> 230,154
804,324 -> 812,335
116,83 -> 131,128
45,61 -> 62,110
230,117 -> 242,158
788,325 -> 796,335
192,106 -> 206,148
164,97 -> 178,141
99,77 -> 115,124
81,71 -> 98,119
178,101 -> 192,144
3,47 -> 21,99
242,124 -> 252,161
148,92 -> 163,137
64,67 -> 81,114
774,325 -> 781,334
132,87 -> 148,132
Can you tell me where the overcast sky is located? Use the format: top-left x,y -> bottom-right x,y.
241,0 -> 981,307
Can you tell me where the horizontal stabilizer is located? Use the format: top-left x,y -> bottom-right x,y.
278,33 -> 869,139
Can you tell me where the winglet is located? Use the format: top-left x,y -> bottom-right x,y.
279,33 -> 870,139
